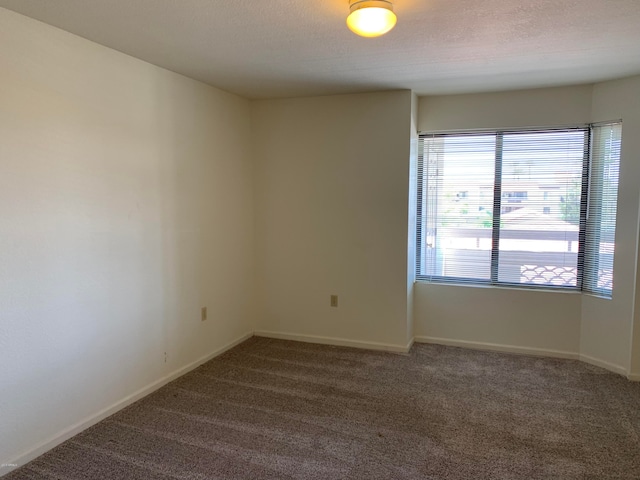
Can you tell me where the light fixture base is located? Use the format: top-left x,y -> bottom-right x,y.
349,0 -> 394,14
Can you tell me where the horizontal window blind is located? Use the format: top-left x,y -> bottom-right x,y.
416,124 -> 621,295
584,122 -> 622,296
417,133 -> 496,282
497,130 -> 588,288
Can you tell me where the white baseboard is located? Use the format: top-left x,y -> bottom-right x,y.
254,330 -> 413,353
2,332 -> 253,477
579,354 -> 628,377
414,335 -> 636,379
414,335 -> 579,360
406,337 -> 415,352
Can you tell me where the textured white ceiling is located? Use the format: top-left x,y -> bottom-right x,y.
1,0 -> 640,99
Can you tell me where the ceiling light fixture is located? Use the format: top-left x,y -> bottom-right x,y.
347,0 -> 397,38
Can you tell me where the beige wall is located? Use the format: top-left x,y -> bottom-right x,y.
414,86 -> 593,355
586,76 -> 640,376
418,85 -> 594,132
252,91 -> 413,349
414,285 -> 583,355
0,8 -> 254,469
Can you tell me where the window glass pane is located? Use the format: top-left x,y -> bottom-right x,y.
498,131 -> 586,287
422,134 -> 495,281
584,123 -> 622,296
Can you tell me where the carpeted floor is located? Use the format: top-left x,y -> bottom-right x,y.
6,337 -> 640,479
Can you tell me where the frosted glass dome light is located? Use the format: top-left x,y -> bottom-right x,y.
347,0 -> 397,38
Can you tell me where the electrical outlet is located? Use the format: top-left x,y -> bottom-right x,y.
201,307 -> 207,321
330,295 -> 338,307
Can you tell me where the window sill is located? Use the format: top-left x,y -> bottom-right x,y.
414,279 -> 584,295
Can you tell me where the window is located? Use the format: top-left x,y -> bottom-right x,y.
416,123 -> 622,297
584,123 -> 622,295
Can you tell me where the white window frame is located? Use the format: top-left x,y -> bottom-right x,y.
415,123 -> 622,297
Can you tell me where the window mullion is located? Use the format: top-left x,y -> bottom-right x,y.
491,132 -> 503,284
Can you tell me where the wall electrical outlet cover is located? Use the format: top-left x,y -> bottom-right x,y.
330,295 -> 338,307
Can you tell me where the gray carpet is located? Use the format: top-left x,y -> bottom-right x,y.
6,337 -> 640,479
